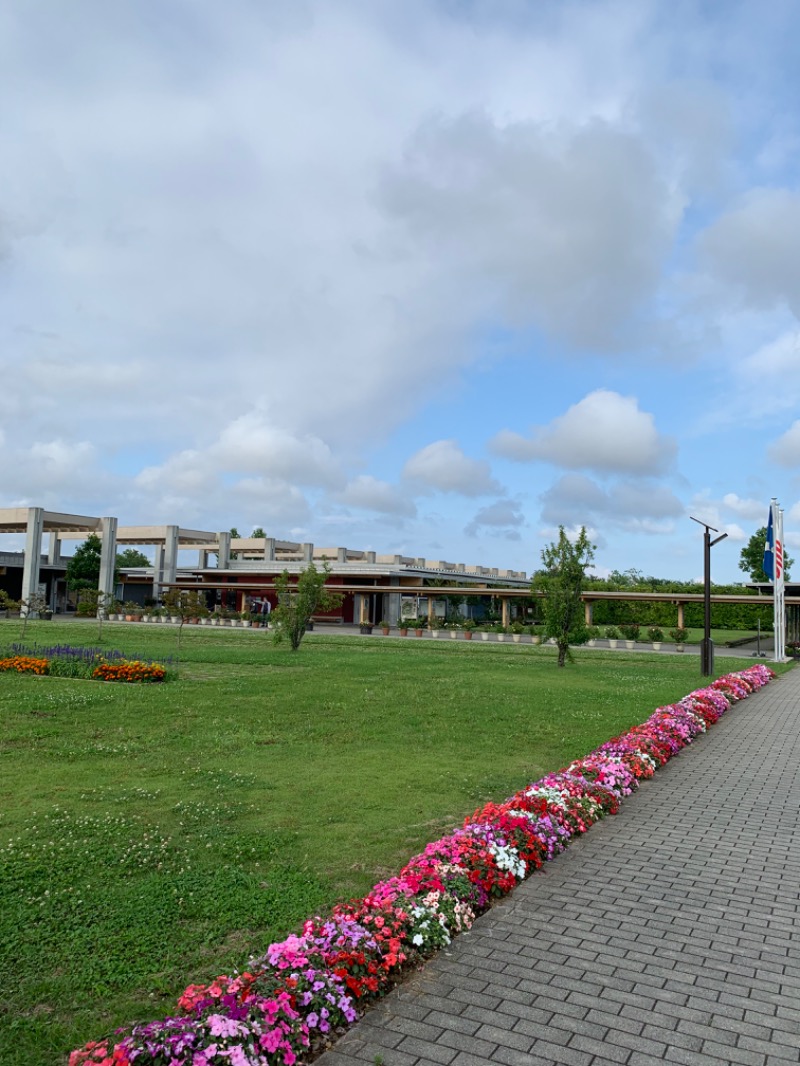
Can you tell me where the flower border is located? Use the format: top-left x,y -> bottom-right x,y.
70,665 -> 775,1065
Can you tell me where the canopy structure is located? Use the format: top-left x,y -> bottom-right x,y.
0,507 -> 117,611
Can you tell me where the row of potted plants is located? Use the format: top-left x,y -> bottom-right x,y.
69,663 -> 775,1066
380,619 -> 550,642
107,604 -> 269,628
586,625 -> 690,649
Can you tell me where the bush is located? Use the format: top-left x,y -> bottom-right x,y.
619,623 -> 640,641
647,626 -> 664,642
669,628 -> 689,644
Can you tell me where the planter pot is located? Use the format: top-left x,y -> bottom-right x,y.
481,632 -> 490,641
210,618 -> 220,626
651,642 -> 662,651
675,644 -> 685,653
608,639 -> 618,648
512,633 -> 522,643
170,616 -> 181,625
463,630 -> 473,640
399,627 -> 409,637
625,640 -> 636,650
430,629 -> 440,638
496,633 -> 506,642
242,620 -> 251,628
532,635 -> 542,645
449,630 -> 458,639
587,639 -> 596,648
199,618 -> 209,625
360,624 -> 374,634
414,628 -> 424,637
381,627 -> 391,636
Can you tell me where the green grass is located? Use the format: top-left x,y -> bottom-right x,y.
0,619 -> 787,1064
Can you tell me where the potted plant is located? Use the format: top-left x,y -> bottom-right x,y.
359,620 -> 374,634
379,619 -> 392,636
619,623 -> 639,649
605,625 -> 621,648
670,627 -> 689,651
511,620 -> 524,643
585,624 -> 601,648
240,609 -> 252,628
477,623 -> 491,641
648,626 -> 664,650
413,617 -> 426,637
495,625 -> 508,642
399,618 -> 410,636
461,618 -> 476,640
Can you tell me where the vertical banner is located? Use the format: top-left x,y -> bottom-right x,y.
764,500 -> 786,661
776,507 -> 786,660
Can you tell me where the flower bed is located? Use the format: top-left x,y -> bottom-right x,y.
0,643 -> 168,683
69,664 -> 774,1065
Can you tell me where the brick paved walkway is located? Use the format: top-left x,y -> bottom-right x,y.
319,667 -> 800,1066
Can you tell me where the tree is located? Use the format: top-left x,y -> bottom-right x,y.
739,527 -> 793,583
251,527 -> 266,539
229,527 -> 241,539
271,561 -> 342,651
117,548 -> 151,568
65,533 -> 104,594
534,526 -> 596,668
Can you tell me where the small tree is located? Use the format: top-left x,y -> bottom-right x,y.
739,526 -> 793,583
271,561 -> 342,651
534,526 -> 596,668
65,533 -> 103,598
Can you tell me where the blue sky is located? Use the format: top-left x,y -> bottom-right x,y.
2,0 -> 800,583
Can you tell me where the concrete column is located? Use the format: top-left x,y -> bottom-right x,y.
97,517 -> 118,616
217,532 -> 231,570
366,551 -> 376,564
302,542 -> 313,562
263,538 -> 276,561
198,549 -> 208,568
337,546 -> 347,563
47,531 -> 61,565
386,576 -> 401,625
21,508 -> 44,612
153,544 -> 165,600
677,603 -> 685,629
584,601 -> 593,625
163,526 -> 179,592
501,598 -> 510,628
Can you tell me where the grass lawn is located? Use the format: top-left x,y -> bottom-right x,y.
0,619 -> 784,1064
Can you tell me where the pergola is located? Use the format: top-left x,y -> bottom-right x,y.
0,507 -> 116,611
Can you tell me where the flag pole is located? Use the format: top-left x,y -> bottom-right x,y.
777,506 -> 786,660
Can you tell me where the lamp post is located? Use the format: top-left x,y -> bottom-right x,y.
690,516 -> 728,677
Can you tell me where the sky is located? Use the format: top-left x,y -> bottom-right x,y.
2,0 -> 800,583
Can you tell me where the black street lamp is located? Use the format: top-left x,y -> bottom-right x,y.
690,516 -> 728,677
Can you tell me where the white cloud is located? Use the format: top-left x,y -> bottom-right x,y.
464,499 -> 525,538
403,440 -> 502,496
381,112 -> 678,351
699,188 -> 800,318
768,421 -> 800,467
540,473 -> 684,532
213,416 -> 345,489
334,475 -> 416,517
721,493 -> 768,521
491,390 -> 676,475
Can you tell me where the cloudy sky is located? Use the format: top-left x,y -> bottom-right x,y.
3,0 -> 800,582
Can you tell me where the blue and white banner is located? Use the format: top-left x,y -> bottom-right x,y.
763,507 -> 775,581
765,501 -> 786,661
